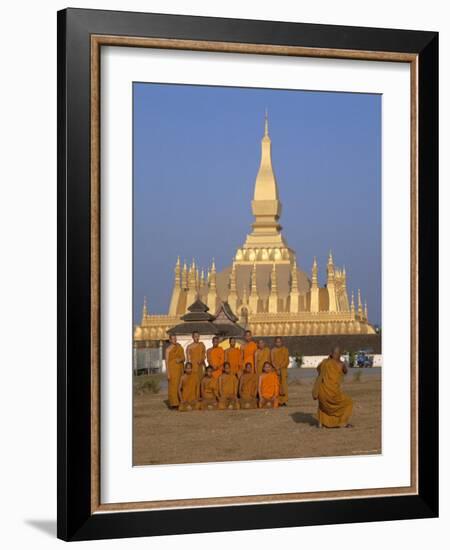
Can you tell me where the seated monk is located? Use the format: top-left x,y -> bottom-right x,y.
178,363 -> 200,411
258,362 -> 280,409
225,337 -> 243,377
241,330 -> 257,373
207,336 -> 225,379
315,347 -> 353,428
218,363 -> 240,410
255,339 -> 271,376
239,363 -> 258,409
200,366 -> 219,410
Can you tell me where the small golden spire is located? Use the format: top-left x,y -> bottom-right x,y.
229,261 -> 237,292
264,108 -> 269,137
270,262 -> 278,292
251,262 -> 257,293
357,289 -> 363,317
141,295 -> 148,322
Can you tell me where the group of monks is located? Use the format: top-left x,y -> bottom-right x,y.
165,330 -> 290,411
165,330 -> 354,427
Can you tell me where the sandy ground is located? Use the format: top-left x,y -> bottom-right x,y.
133,368 -> 381,465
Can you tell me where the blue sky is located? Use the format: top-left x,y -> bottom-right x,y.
133,83 -> 381,326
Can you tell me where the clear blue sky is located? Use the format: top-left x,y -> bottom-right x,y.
133,83 -> 381,326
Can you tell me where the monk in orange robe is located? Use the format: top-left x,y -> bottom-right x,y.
239,363 -> 258,409
258,362 -> 280,409
224,337 -> 243,376
165,334 -> 185,408
186,331 -> 206,382
207,336 -> 225,379
315,347 -> 353,428
271,336 -> 290,406
178,363 -> 200,411
255,339 -> 271,376
241,330 -> 257,373
218,363 -> 239,410
200,366 -> 219,410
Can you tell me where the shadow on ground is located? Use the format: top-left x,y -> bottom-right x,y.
25,519 -> 56,537
289,411 -> 317,426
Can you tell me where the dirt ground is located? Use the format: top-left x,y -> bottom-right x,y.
133,369 -> 381,466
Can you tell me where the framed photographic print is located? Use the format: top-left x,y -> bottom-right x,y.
57,8 -> 438,541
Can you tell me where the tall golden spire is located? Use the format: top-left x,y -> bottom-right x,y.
252,111 -> 281,222
238,113 -> 293,264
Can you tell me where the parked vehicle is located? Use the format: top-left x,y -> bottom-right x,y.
355,350 -> 374,368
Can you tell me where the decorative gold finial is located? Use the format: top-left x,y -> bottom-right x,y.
264,108 -> 269,137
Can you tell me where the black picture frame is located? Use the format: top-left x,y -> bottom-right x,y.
57,7 -> 438,541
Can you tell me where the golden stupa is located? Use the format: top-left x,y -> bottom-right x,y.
134,114 -> 375,343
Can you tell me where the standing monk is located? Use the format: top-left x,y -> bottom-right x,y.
315,347 -> 353,428
255,339 -> 271,376
258,362 -> 280,408
186,331 -> 206,382
239,363 -> 258,409
218,363 -> 239,410
165,334 -> 185,409
241,330 -> 258,374
207,336 -> 225,379
178,363 -> 200,411
224,337 -> 243,377
271,336 -> 290,406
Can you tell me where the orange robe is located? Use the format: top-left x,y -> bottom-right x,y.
166,343 -> 185,407
225,347 -> 243,376
259,371 -> 280,408
242,341 -> 258,373
218,373 -> 239,409
239,372 -> 258,408
178,373 -> 200,411
187,342 -> 206,381
317,358 -> 353,427
255,347 -> 271,375
271,346 -> 290,405
207,346 -> 225,379
201,376 -> 218,409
